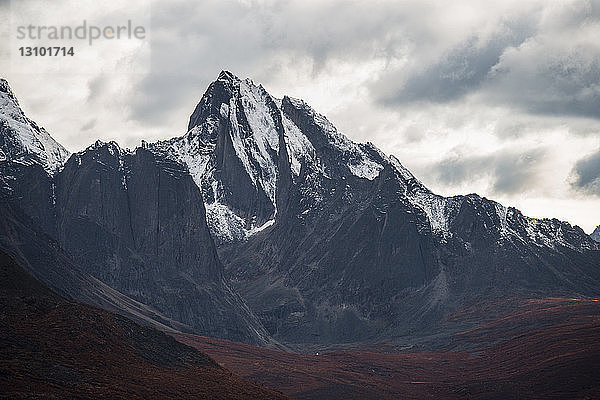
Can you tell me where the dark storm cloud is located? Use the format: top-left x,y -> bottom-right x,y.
370,1 -> 600,120
486,48 -> 600,120
431,148 -> 547,195
375,19 -> 537,104
571,150 -> 600,195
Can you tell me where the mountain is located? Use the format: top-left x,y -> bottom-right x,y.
153,71 -> 282,244
159,71 -> 600,347
52,140 -> 272,345
1,72 -> 599,351
0,79 -> 272,346
0,249 -> 289,400
591,225 -> 600,242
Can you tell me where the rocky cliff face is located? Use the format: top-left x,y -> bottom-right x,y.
0,200 -> 188,332
52,141 -> 271,345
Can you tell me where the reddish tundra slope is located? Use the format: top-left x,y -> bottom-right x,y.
176,297 -> 600,400
0,251 -> 288,400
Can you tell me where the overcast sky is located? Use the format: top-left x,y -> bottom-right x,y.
1,0 -> 599,232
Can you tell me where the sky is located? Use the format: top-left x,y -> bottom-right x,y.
0,0 -> 599,233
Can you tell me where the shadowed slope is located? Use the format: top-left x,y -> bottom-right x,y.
0,250 -> 289,400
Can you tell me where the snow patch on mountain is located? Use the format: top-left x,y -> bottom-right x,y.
348,157 -> 383,180
522,217 -> 575,250
205,202 -> 248,244
282,112 -> 317,176
495,203 -> 509,234
237,79 -> 279,203
409,192 -> 460,238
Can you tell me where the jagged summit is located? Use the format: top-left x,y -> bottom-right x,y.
0,78 -> 16,98
217,69 -> 238,82
0,78 -> 70,174
155,71 -> 406,244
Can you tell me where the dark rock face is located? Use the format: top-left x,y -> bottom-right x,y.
51,142 -> 271,345
0,162 -> 57,235
0,140 -> 271,345
0,200 -> 188,332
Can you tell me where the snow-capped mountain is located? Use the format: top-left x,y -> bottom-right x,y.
153,71 -> 395,244
166,71 -> 600,346
153,72 -> 591,255
592,226 -> 600,243
0,79 -> 69,174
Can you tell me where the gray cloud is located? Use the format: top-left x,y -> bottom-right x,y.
571,150 -> 600,195
2,0 -> 599,231
370,1 -> 600,120
126,0 -> 443,125
431,148 -> 547,195
374,18 -> 537,104
80,118 -> 97,131
123,0 -> 600,128
486,46 -> 600,119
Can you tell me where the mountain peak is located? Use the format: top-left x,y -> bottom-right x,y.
0,79 -> 22,111
0,80 -> 70,174
217,70 -> 239,82
86,139 -> 122,152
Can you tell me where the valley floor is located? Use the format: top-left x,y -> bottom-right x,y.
175,297 -> 600,400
